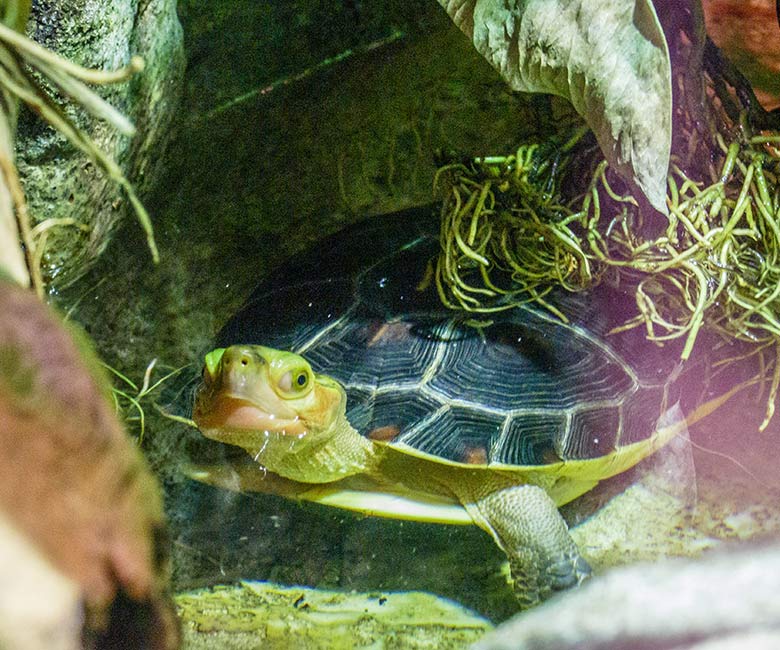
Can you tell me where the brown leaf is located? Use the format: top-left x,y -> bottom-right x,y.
438,0 -> 672,212
0,278 -> 178,648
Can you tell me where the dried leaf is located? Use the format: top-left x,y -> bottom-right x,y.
437,0 -> 672,213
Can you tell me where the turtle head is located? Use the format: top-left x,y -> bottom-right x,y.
192,345 -> 346,458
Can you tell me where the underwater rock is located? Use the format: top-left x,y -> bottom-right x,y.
16,0 -> 184,289
0,278 -> 179,649
474,542 -> 780,650
176,581 -> 492,650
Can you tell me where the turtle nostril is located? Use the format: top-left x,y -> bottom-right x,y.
222,347 -> 253,365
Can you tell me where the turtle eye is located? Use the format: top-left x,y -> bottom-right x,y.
278,368 -> 311,395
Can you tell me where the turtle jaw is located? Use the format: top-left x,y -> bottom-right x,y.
193,394 -> 307,446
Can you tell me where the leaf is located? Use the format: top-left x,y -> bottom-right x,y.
0,276 -> 179,646
437,0 -> 672,213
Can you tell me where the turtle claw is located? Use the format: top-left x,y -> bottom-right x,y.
547,553 -> 592,591
511,552 -> 592,609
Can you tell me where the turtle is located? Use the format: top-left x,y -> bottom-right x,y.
191,205 -> 738,608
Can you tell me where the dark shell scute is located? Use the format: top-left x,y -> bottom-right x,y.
429,312 -> 635,412
561,408 -> 621,460
342,386 -> 374,433
346,387 -> 442,441
358,240 -> 448,318
218,279 -> 355,352
399,406 -> 503,464
494,414 -> 566,465
619,385 -> 668,446
303,318 -> 440,390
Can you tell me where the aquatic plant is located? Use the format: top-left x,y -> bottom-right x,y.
102,358 -> 187,445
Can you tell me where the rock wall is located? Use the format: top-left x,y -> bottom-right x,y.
17,0 -> 184,289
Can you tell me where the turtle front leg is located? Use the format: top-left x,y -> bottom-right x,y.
463,483 -> 591,608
